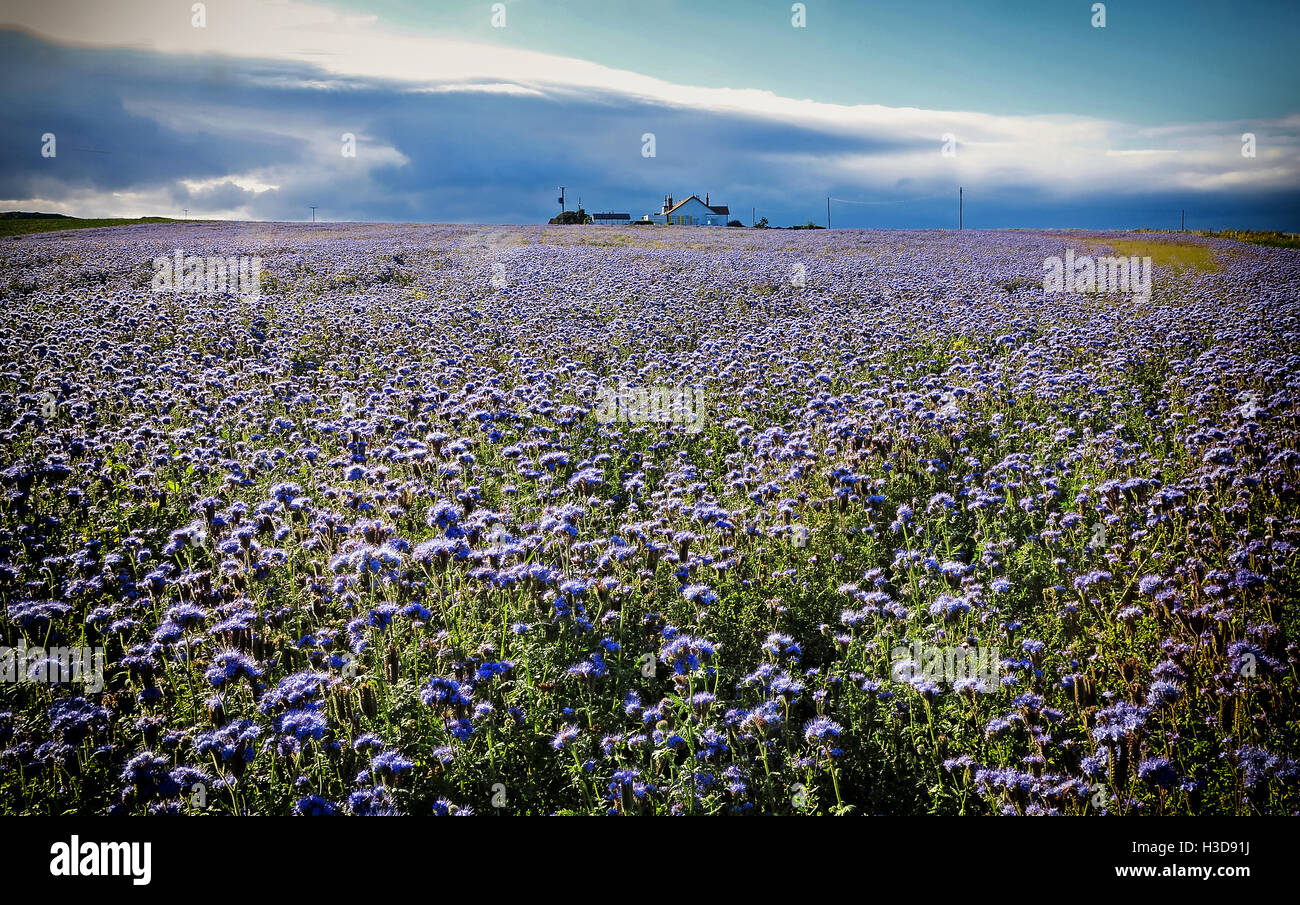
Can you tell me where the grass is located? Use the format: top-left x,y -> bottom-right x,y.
1197,229 -> 1300,250
1091,237 -> 1220,272
0,216 -> 175,238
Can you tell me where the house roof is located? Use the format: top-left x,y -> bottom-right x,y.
591,212 -> 630,219
665,195 -> 727,216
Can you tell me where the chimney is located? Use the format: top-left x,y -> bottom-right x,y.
706,193 -> 709,206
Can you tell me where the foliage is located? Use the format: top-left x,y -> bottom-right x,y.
0,223 -> 1297,816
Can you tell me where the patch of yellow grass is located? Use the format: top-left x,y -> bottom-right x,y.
1085,237 -> 1220,272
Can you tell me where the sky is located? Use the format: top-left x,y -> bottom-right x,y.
2,0 -> 1298,229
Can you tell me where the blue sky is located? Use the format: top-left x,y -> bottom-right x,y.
314,0 -> 1300,123
2,0 -> 1297,229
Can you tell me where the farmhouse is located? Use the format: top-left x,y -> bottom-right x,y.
591,211 -> 631,225
642,193 -> 731,225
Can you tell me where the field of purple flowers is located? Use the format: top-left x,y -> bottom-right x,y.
1,222 -> 1297,815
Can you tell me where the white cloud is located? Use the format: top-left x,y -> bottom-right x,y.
181,175 -> 279,194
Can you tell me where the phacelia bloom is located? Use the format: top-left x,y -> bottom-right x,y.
803,717 -> 844,744
204,649 -> 263,687
659,634 -> 718,675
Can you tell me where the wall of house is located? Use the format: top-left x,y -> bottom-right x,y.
658,198 -> 728,225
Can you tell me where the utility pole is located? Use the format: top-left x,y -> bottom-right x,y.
959,187 -> 963,230
183,209 -> 188,219
752,207 -> 755,227
310,205 -> 317,222
827,196 -> 831,229
1181,209 -> 1185,231
557,186 -> 565,213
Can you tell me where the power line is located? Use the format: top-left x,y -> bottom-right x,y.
826,191 -> 961,229
828,192 -> 950,206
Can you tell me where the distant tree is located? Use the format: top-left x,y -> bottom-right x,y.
548,208 -> 591,225
753,217 -> 769,229
727,219 -> 743,227
0,211 -> 72,220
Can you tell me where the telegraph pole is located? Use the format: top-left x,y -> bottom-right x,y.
557,186 -> 565,213
309,206 -> 317,222
1181,209 -> 1185,231
959,187 -> 963,230
827,196 -> 831,229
